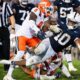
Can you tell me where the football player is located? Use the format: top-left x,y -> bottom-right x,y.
2,7 -> 46,80
53,0 -> 80,71
12,0 -> 35,32
10,0 -> 35,57
53,0 -> 80,28
20,1 -> 55,78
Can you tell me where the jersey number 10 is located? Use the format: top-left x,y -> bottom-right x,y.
54,32 -> 71,46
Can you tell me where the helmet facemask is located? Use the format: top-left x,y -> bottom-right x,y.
63,0 -> 72,3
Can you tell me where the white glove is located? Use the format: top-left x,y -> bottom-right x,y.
49,25 -> 61,33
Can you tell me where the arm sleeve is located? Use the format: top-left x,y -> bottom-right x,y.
30,20 -> 40,34
30,20 -> 46,40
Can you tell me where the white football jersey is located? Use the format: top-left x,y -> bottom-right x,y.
16,14 -> 40,38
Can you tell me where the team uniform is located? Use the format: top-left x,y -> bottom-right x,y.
53,0 -> 80,72
54,0 -> 80,30
10,3 -> 35,51
16,15 -> 40,51
2,7 -> 43,80
12,3 -> 35,32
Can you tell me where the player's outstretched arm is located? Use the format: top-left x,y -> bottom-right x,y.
74,38 -> 80,51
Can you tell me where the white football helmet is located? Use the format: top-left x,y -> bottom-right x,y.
63,0 -> 72,3
67,12 -> 80,23
19,0 -> 28,6
67,12 -> 80,29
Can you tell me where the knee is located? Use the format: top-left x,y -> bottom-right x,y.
34,44 -> 47,55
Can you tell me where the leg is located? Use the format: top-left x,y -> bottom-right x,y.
25,38 -> 56,66
5,36 -> 26,78
13,59 -> 26,66
64,46 -> 77,71
2,28 -> 10,71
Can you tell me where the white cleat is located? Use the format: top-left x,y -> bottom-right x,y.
69,67 -> 77,72
40,75 -> 56,80
3,75 -> 16,80
0,60 -> 11,65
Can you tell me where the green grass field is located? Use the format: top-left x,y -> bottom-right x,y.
0,60 -> 80,80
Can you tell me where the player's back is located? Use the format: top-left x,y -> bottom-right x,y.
54,0 -> 78,29
12,3 -> 35,25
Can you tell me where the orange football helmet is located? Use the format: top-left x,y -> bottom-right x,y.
38,0 -> 53,16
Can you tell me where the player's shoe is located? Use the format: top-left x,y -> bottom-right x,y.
3,75 -> 16,80
69,66 -> 77,71
40,75 -> 56,80
0,60 -> 11,65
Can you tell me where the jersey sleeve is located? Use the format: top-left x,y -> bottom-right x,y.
67,28 -> 80,41
30,20 -> 40,34
12,3 -> 17,14
12,3 -> 16,10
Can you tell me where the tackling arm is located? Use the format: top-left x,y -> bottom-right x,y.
74,38 -> 80,51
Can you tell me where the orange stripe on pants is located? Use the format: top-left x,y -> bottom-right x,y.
17,36 -> 40,51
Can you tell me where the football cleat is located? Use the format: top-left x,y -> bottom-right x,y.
3,75 -> 16,80
69,66 -> 77,72
0,60 -> 11,65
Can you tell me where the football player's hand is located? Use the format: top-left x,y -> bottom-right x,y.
49,25 -> 62,33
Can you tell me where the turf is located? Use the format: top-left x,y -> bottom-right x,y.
0,60 -> 80,80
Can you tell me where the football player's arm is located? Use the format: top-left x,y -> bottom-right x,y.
74,38 -> 80,51
9,16 -> 15,28
11,3 -> 17,14
54,6 -> 58,12
32,23 -> 46,40
7,3 -> 15,31
75,6 -> 80,14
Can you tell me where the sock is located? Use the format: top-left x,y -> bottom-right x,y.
7,65 -> 14,76
25,52 -> 31,60
68,62 -> 76,69
34,68 -> 40,79
7,51 -> 24,76
14,51 -> 25,61
61,65 -> 71,78
65,53 -> 72,62
65,53 -> 75,68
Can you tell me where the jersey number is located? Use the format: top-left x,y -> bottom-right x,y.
54,33 -> 71,46
19,10 -> 28,21
60,7 -> 73,18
